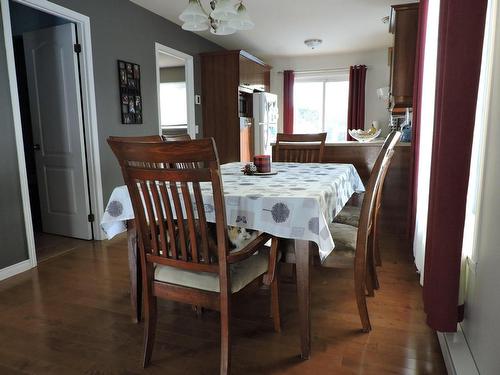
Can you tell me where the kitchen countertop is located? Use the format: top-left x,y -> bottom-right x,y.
325,141 -> 411,147
271,140 -> 411,147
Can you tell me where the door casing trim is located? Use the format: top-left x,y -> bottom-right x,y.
155,42 -> 196,138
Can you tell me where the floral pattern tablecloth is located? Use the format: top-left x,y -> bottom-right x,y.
101,162 -> 364,261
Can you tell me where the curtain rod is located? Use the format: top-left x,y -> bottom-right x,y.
276,66 -> 367,74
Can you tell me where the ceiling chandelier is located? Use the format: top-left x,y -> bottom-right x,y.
179,0 -> 254,35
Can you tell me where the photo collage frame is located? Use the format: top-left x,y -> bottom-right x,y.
118,60 -> 142,124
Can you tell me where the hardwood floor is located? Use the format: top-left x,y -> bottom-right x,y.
0,229 -> 446,374
34,233 -> 90,262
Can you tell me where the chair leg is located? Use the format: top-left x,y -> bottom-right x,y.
270,276 -> 281,333
142,295 -> 157,368
369,234 -> 380,290
373,222 -> 382,267
220,294 -> 231,375
292,263 -> 297,283
371,259 -> 380,291
354,268 -> 372,333
365,263 -> 375,297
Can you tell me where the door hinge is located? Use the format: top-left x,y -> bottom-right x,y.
87,213 -> 95,223
74,43 -> 82,53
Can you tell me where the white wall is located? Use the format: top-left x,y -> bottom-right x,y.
269,48 -> 391,135
460,0 -> 500,371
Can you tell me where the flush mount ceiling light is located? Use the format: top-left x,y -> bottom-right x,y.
179,0 -> 254,35
304,39 -> 323,49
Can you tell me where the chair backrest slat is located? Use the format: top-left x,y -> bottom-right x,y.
108,137 -> 229,274
180,182 -> 199,263
158,182 -> 178,259
192,182 -> 211,263
149,183 -> 168,257
169,181 -> 189,261
139,181 -> 159,256
274,133 -> 327,163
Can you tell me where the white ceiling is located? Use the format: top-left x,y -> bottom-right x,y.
157,51 -> 185,68
131,0 -> 418,59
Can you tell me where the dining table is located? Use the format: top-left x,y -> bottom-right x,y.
101,161 -> 364,359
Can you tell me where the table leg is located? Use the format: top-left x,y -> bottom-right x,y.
294,239 -> 312,359
127,220 -> 142,323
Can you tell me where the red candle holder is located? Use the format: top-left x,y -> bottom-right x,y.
253,155 -> 271,173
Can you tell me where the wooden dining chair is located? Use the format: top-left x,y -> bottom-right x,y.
274,133 -> 327,163
163,133 -> 192,142
322,131 -> 401,332
108,137 -> 281,375
333,133 -> 399,270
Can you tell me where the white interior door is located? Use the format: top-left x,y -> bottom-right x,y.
23,23 -> 92,240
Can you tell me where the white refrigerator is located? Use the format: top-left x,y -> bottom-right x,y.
253,92 -> 279,156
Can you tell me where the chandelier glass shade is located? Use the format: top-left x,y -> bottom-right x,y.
228,3 -> 254,30
182,21 -> 209,31
179,0 -> 254,35
179,0 -> 208,24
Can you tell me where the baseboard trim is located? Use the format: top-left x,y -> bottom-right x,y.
0,259 -> 33,282
437,324 -> 479,375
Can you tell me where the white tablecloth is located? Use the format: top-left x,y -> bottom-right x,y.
101,162 -> 364,261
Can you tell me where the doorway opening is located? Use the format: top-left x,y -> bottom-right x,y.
155,43 -> 196,138
8,1 -> 93,262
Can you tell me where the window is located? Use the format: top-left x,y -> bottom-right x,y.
160,82 -> 187,127
294,72 -> 349,142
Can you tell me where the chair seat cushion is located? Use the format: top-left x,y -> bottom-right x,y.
333,192 -> 364,227
154,249 -> 270,293
281,223 -> 357,268
323,222 -> 358,268
333,205 -> 361,227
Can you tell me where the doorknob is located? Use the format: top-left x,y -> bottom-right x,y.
33,144 -> 41,151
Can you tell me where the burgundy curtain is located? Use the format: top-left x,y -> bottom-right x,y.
347,65 -> 367,141
423,0 -> 488,332
408,0 -> 429,239
283,70 -> 294,134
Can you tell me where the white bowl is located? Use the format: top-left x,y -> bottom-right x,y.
348,129 -> 382,143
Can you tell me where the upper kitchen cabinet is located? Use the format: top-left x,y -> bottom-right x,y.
239,52 -> 271,92
389,3 -> 419,111
200,50 -> 271,163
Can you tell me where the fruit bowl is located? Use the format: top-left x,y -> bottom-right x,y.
348,128 -> 382,143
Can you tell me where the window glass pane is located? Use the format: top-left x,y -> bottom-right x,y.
160,82 -> 187,126
324,81 -> 349,142
293,82 -> 323,134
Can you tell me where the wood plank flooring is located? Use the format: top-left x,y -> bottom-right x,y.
0,229 -> 446,374
34,233 -> 90,262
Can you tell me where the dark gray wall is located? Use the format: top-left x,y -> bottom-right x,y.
44,0 -> 223,202
160,66 -> 185,83
0,8 -> 28,268
0,0 -> 223,269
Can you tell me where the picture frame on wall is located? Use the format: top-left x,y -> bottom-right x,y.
118,60 -> 142,124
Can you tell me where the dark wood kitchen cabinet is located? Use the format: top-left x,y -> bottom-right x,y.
200,50 -> 270,163
389,3 -> 419,111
